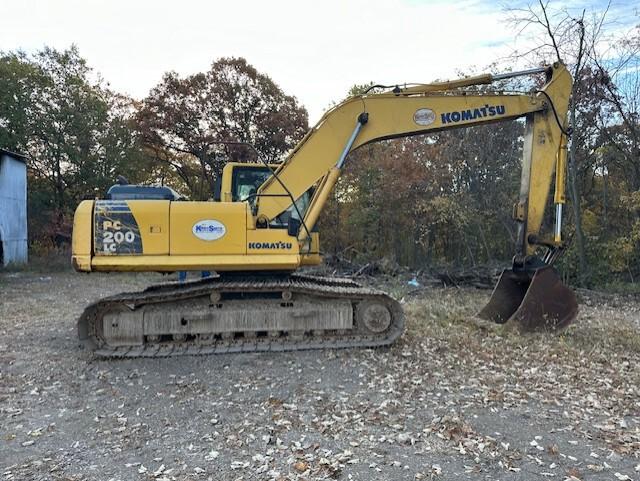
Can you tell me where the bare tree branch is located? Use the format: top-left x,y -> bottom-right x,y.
537,1 -> 561,61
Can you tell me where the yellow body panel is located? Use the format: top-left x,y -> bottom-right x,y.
169,202 -> 247,255
300,232 -> 322,266
72,198 -> 303,272
247,229 -> 300,255
220,163 -> 236,202
123,201 -> 169,255
71,200 -> 93,271
90,254 -> 300,271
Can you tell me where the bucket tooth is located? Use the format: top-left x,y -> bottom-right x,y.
478,266 -> 578,331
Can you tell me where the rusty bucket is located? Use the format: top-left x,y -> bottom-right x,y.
478,266 -> 578,331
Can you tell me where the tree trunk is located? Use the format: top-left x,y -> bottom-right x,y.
602,155 -> 608,232
568,102 -> 588,286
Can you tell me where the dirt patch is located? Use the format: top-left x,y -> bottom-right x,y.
1,271 -> 638,480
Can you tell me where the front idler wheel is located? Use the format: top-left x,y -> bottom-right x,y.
357,301 -> 392,334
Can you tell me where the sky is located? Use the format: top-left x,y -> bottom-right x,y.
1,0 -> 637,124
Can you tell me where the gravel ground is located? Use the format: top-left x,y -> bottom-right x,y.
1,270 -> 639,481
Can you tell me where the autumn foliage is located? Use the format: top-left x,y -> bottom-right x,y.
136,57 -> 308,200
1,43 -> 640,287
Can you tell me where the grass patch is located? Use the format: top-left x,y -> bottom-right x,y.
401,288 -> 505,352
401,286 -> 640,368
560,323 -> 640,354
599,280 -> 640,294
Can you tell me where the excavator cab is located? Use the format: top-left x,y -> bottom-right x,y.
217,162 -> 313,229
214,162 -> 272,203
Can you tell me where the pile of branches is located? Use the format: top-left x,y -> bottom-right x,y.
321,252 -> 501,289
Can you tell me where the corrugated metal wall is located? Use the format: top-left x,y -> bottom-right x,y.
0,152 -> 28,265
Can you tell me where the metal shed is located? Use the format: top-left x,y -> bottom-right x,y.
0,148 -> 28,266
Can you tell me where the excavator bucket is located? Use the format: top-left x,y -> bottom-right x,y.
478,266 -> 578,331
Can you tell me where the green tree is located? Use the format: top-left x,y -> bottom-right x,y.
0,46 -> 147,239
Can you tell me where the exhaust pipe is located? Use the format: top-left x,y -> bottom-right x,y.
478,266 -> 578,331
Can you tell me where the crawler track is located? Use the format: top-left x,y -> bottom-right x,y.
78,274 -> 404,357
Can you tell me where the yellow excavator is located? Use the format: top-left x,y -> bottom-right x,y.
72,62 -> 578,357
